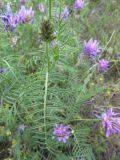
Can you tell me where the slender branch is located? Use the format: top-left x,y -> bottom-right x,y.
70,118 -> 101,122
44,43 -> 49,143
46,42 -> 49,70
103,30 -> 115,51
44,72 -> 48,142
49,0 -> 52,20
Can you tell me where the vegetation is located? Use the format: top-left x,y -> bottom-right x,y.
0,0 -> 120,159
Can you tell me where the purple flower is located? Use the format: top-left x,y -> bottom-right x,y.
117,53 -> 120,59
99,108 -> 120,137
60,6 -> 69,20
6,3 -> 12,15
1,3 -> 19,30
0,68 -> 8,73
84,38 -> 100,58
74,0 -> 84,10
53,124 -> 71,143
19,0 -> 26,5
18,6 -> 34,23
38,3 -> 45,13
98,59 -> 109,71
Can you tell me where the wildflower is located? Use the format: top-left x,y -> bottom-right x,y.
38,3 -> 45,13
117,53 -> 120,59
40,17 -> 55,42
74,0 -> 84,10
84,38 -> 100,58
18,6 -> 34,23
53,123 -> 71,143
98,108 -> 120,137
6,3 -> 12,15
61,6 -> 69,20
0,68 -> 8,73
1,3 -> 19,30
98,59 -> 109,71
19,0 -> 26,5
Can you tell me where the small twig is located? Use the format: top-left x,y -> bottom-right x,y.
103,30 -> 115,51
44,72 -> 48,143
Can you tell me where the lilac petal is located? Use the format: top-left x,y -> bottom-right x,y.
6,3 -> 12,16
106,128 -> 110,137
38,3 -> 45,13
106,108 -> 113,116
0,68 -> 8,73
117,53 -> 120,58
57,137 -> 62,142
63,138 -> 67,143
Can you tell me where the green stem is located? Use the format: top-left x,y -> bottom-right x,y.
43,41 -> 50,143
46,42 -> 49,70
70,118 -> 101,122
58,0 -> 62,39
49,0 -> 52,20
44,72 -> 48,142
103,30 -> 115,51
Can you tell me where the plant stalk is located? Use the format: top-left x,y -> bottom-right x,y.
44,42 -> 49,142
49,0 -> 52,20
44,71 -> 48,142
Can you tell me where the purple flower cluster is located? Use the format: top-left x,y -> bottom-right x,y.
1,3 -> 34,31
0,68 -> 8,73
117,53 -> 120,59
98,59 -> 109,71
60,6 -> 69,20
38,3 -> 45,13
74,0 -> 84,10
83,38 -> 110,71
19,0 -> 26,5
99,108 -> 120,137
53,124 -> 71,143
1,3 -> 19,31
84,38 -> 101,58
18,6 -> 34,23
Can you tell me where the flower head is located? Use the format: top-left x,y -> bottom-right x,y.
84,38 -> 100,58
1,3 -> 19,30
38,3 -> 45,13
99,108 -> 120,137
117,53 -> 120,59
61,6 -> 69,20
98,59 -> 109,71
19,0 -> 26,5
74,0 -> 84,10
18,6 -> 34,23
40,17 -> 55,42
53,124 -> 71,143
0,68 -> 8,73
6,3 -> 12,16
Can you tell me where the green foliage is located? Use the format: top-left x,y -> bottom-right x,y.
0,0 -> 120,160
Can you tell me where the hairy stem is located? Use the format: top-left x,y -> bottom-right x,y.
103,30 -> 115,51
49,0 -> 52,20
70,118 -> 101,123
44,42 -> 49,143
46,42 -> 49,70
44,72 -> 48,142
